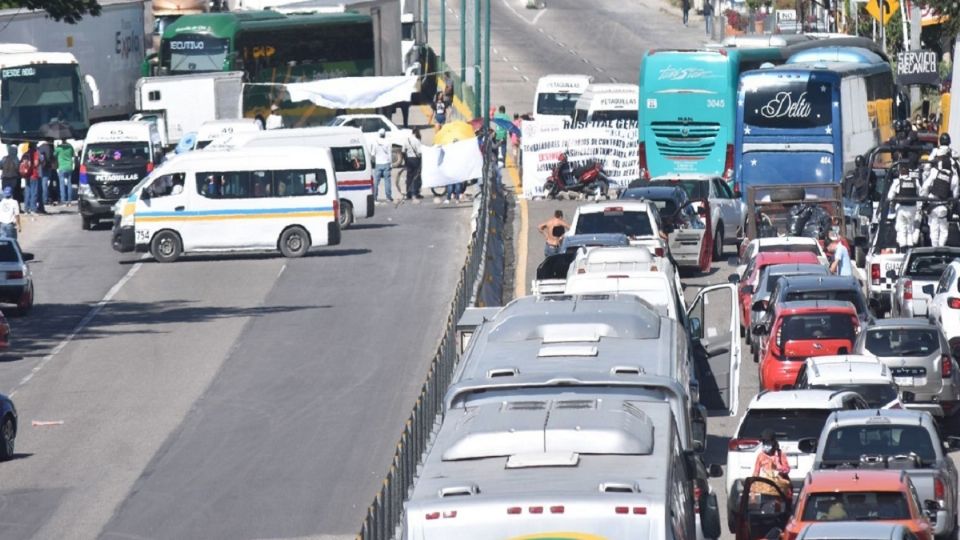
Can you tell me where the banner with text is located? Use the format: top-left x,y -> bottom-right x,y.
896,50 -> 939,86
521,119 -> 639,199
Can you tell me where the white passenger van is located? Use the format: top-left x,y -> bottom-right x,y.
193,119 -> 261,150
208,126 -> 372,228
532,73 -> 593,124
112,147 -> 340,262
572,83 -> 639,125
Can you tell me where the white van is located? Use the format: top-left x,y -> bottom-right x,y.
208,126 -> 373,228
112,147 -> 340,262
193,119 -> 262,150
80,120 -> 164,231
572,83 -> 639,125
532,74 -> 593,123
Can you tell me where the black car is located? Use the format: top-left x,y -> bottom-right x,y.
0,393 -> 16,460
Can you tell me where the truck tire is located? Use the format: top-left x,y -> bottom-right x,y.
0,415 -> 13,461
279,226 -> 310,258
769,186 -> 805,202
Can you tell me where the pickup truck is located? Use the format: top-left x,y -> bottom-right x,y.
863,194 -> 927,318
811,409 -> 960,538
890,247 -> 960,318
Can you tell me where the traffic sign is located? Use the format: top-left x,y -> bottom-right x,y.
865,0 -> 898,25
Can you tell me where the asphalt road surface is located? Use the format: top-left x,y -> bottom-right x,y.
0,191 -> 471,539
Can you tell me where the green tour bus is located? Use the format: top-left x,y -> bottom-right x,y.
147,10 -> 376,126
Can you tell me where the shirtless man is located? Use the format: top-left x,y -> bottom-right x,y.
538,209 -> 570,257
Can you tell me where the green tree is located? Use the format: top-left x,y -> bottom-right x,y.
0,0 -> 101,23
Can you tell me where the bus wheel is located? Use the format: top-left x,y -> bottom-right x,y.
339,200 -> 354,229
279,226 -> 311,258
151,231 -> 181,263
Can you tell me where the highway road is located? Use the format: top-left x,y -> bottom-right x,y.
0,188 -> 471,538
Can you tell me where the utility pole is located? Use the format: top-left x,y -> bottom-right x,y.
910,2 -> 921,109
473,0 -> 481,118
460,0 -> 466,91
483,0 -> 490,133
423,0 -> 429,46
440,0 -> 445,65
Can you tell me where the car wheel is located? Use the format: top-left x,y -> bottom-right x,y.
713,224 -> 724,260
150,231 -> 182,263
279,226 -> 311,258
0,415 -> 14,461
338,199 -> 354,229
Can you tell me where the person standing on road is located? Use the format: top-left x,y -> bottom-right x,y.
443,73 -> 455,110
887,163 -> 920,251
682,0 -> 691,25
54,139 -> 75,205
265,104 -> 284,130
0,147 -> 19,206
494,105 -> 511,163
538,209 -> 570,257
369,128 -> 393,203
0,187 -> 20,240
921,149 -> 960,247
432,92 -> 447,129
827,231 -> 853,277
703,0 -> 714,36
37,141 -> 53,210
404,128 -> 423,200
21,143 -> 39,215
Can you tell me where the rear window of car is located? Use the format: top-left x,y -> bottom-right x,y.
820,424 -> 936,465
0,242 -> 18,263
575,210 -> 653,238
801,492 -> 910,521
648,179 -> 707,200
738,409 -> 832,441
784,290 -> 866,316
808,383 -> 897,409
906,253 -> 957,278
781,314 -> 857,341
864,328 -> 940,357
760,244 -> 819,255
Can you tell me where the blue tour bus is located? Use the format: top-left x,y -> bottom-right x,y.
733,47 -> 894,197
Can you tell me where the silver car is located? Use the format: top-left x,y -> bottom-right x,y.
855,318 -> 960,417
891,247 -> 960,318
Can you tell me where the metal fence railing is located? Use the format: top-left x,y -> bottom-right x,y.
357,150 -> 499,540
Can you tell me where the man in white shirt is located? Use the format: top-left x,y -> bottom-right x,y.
265,104 -> 284,130
403,128 -> 422,200
0,187 -> 21,240
369,128 -> 393,202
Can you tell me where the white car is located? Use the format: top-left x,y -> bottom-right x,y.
0,238 -> 34,315
725,389 -> 867,531
737,236 -> 828,276
793,354 -> 903,409
647,174 -> 746,259
326,114 -> 411,167
924,260 -> 960,356
569,201 -> 668,259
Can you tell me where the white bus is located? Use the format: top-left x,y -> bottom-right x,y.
532,74 -> 593,124
112,147 -> 340,262
193,119 -> 261,150
572,82 -> 639,125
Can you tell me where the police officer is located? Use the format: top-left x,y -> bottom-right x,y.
921,149 -> 960,247
887,163 -> 920,251
935,133 -> 960,178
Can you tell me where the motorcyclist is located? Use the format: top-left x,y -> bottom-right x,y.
921,146 -> 960,247
886,162 -> 920,251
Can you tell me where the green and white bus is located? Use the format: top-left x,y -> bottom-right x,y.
147,11 -> 377,126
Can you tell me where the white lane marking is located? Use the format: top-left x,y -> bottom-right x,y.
277,263 -> 286,278
500,0 -> 533,25
538,27 -> 545,33
502,56 -> 509,62
10,259 -> 144,396
522,75 -> 530,82
556,41 -> 565,47
531,8 -> 547,24
513,65 -> 520,72
581,57 -> 589,64
610,76 -> 619,83
493,47 -> 499,54
596,66 -> 605,73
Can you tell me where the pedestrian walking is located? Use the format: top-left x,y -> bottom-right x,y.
827,231 -> 853,277
494,105 -> 511,163
433,92 -> 447,128
265,104 -> 284,130
922,147 -> 960,247
682,0 -> 690,25
0,187 -> 20,240
703,0 -> 714,36
887,163 -> 920,251
37,141 -> 53,210
404,128 -> 423,200
369,128 -> 393,202
20,143 -> 39,214
0,147 -> 19,205
55,139 -> 75,205
538,210 -> 570,257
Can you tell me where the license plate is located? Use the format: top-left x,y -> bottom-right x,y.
894,376 -> 927,387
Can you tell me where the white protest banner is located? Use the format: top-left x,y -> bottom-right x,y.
521,121 -> 639,199
422,137 -> 484,188
253,76 -> 418,109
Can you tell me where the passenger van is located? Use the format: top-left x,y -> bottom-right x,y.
208,126 -> 372,228
572,83 -> 639,125
532,73 -> 593,123
80,120 -> 164,231
193,119 -> 261,150
112,147 -> 340,262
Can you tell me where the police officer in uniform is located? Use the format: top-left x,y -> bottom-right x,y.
887,163 -> 920,250
921,147 -> 960,247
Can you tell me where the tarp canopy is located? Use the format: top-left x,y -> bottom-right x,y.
249,76 -> 417,109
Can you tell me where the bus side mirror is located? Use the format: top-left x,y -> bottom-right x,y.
84,74 -> 100,107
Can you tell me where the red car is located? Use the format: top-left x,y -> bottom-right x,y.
756,300 -> 860,391
734,251 -> 821,335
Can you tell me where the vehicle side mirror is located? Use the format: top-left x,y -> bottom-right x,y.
752,323 -> 768,336
689,317 -> 703,340
923,284 -> 935,296
901,391 -> 915,404
707,463 -> 723,478
752,299 -> 768,312
946,436 -> 960,450
692,408 -> 706,453
21,252 -> 33,262
728,273 -> 740,284
140,188 -> 151,201
798,437 -> 819,454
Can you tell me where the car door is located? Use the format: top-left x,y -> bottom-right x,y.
930,266 -> 954,324
714,178 -> 743,233
687,283 -> 742,416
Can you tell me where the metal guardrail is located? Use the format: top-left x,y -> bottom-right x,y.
357,150 -> 499,540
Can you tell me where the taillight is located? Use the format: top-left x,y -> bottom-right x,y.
772,325 -> 782,356
904,279 -> 913,301
529,506 -> 543,514
728,438 -> 761,451
425,512 -> 439,520
935,477 -> 945,499
871,264 -> 880,285
5,271 -> 22,280
550,506 -> 564,514
723,144 -> 734,180
333,199 -> 340,223
638,142 -> 650,180
733,182 -> 741,197
942,355 -> 953,378
615,506 -> 647,515
654,247 -> 664,257
948,298 -> 960,309
507,507 -> 521,515
146,162 -> 154,173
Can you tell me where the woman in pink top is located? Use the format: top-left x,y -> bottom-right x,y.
753,429 -> 792,499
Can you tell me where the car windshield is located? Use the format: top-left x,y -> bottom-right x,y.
864,328 -> 940,357
801,492 -> 911,521
906,253 -> 957,278
782,314 -> 856,341
820,424 -> 936,465
82,142 -> 149,168
738,409 -> 832,441
808,384 -> 897,408
648,179 -> 708,200
784,290 -> 866,316
0,242 -> 19,263
575,210 -> 653,238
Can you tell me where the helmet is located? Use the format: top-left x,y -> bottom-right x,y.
893,119 -> 904,132
941,133 -> 952,147
855,155 -> 865,167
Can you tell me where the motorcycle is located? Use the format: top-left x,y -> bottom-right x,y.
543,153 -> 610,199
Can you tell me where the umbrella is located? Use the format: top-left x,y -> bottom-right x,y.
433,120 -> 476,146
492,117 -> 521,137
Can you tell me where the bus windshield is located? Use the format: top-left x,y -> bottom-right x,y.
742,76 -> 833,129
165,33 -> 230,73
537,92 -> 580,117
0,63 -> 87,140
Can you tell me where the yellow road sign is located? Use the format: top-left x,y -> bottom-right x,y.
865,0 -> 898,25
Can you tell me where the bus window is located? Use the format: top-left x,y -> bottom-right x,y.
164,34 -> 230,73
331,147 -> 366,172
275,170 -> 328,196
